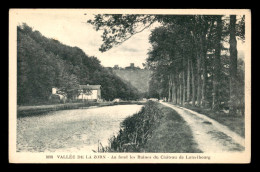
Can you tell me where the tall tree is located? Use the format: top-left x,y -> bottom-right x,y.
229,15 -> 238,115
186,57 -> 191,103
191,57 -> 196,106
212,15 -> 222,110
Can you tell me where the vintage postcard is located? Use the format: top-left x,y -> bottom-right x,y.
9,9 -> 251,163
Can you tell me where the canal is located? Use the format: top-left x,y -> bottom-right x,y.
17,104 -> 143,152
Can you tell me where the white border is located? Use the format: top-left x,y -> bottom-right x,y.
9,9 -> 251,163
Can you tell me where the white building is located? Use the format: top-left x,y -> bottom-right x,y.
77,85 -> 101,101
51,87 -> 67,102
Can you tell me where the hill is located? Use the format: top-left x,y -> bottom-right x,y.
17,24 -> 140,105
111,67 -> 151,94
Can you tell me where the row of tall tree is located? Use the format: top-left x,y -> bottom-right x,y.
88,14 -> 245,115
147,15 -> 245,115
17,24 -> 140,105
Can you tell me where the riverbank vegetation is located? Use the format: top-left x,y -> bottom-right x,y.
103,101 -> 201,153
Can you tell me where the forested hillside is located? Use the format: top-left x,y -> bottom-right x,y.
17,24 -> 140,105
111,68 -> 151,94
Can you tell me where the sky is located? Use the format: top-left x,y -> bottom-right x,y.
16,11 -> 154,68
15,10 -> 245,68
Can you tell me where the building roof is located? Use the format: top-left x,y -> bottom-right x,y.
79,85 -> 101,90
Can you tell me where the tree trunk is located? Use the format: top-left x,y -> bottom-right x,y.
197,54 -> 202,107
191,58 -> 196,107
174,73 -> 178,104
187,58 -> 191,103
171,73 -> 175,103
168,75 -> 172,102
176,82 -> 179,104
179,73 -> 182,105
199,30 -> 208,108
182,71 -> 185,105
172,83 -> 175,104
212,15 -> 222,111
177,73 -> 181,105
229,15 -> 238,115
182,56 -> 186,106
201,51 -> 207,107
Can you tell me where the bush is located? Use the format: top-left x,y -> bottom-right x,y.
49,94 -> 61,103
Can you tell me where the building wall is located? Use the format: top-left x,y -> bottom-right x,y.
52,88 -> 57,94
97,89 -> 101,99
78,90 -> 98,100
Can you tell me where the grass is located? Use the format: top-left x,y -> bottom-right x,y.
144,103 -> 202,153
175,103 -> 245,138
104,101 -> 201,153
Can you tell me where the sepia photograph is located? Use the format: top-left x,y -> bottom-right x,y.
9,9 -> 251,163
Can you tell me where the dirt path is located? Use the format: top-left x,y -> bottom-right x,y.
160,102 -> 245,153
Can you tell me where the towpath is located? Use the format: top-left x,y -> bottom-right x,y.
160,102 -> 245,153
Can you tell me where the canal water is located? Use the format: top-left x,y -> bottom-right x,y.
17,104 -> 143,152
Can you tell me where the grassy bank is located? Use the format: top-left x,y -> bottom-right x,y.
102,101 -> 201,153
171,103 -> 245,138
17,101 -> 145,117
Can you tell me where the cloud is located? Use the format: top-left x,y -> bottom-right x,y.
16,11 -> 153,68
120,47 -> 141,53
